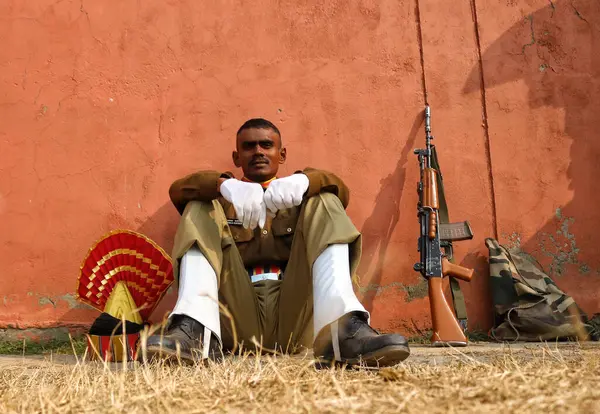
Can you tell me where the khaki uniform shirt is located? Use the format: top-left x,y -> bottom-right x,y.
169,168 -> 350,270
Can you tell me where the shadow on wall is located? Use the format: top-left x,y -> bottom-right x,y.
135,202 -> 180,255
357,111 -> 423,313
464,2 -> 600,297
137,202 -> 181,323
56,201 -> 181,327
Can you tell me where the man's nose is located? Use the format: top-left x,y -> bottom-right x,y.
253,143 -> 264,155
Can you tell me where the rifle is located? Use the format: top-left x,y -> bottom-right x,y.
413,105 -> 475,346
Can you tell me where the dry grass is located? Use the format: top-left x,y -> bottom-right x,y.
0,343 -> 599,413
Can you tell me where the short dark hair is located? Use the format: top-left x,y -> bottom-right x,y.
236,118 -> 281,138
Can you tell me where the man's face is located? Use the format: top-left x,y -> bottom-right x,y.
233,127 -> 286,182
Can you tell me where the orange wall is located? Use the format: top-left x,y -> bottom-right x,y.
1,0 -> 598,335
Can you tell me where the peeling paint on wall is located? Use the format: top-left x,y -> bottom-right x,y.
37,294 -> 89,310
2,293 -> 90,310
537,208 -> 590,277
503,232 -> 542,266
404,280 -> 429,302
505,232 -> 522,250
504,209 -> 593,279
38,297 -> 56,307
359,279 -> 428,302
2,295 -> 18,306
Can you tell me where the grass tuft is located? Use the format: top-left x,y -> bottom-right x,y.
0,337 -> 88,355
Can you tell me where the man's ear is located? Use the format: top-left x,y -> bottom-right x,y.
232,151 -> 241,168
279,147 -> 287,164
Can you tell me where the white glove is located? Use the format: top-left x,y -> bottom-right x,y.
220,179 -> 267,229
263,174 -> 310,215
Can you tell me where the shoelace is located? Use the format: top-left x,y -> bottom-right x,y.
347,315 -> 380,338
168,315 -> 201,340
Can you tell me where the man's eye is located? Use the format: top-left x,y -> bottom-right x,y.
260,142 -> 273,148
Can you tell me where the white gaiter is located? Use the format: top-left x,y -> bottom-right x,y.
312,243 -> 369,340
171,245 -> 222,357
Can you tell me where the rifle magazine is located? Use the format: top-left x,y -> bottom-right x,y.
439,221 -> 474,242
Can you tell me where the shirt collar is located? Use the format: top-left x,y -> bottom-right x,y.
242,176 -> 276,189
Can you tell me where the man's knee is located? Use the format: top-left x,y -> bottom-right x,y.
172,200 -> 227,271
299,193 -> 360,263
181,199 -> 224,220
303,192 -> 346,216
301,193 -> 355,232
175,200 -> 225,246
177,200 -> 229,242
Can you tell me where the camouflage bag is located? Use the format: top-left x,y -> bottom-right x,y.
486,238 -> 596,341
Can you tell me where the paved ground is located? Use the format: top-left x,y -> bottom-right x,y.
1,341 -> 597,368
408,341 -> 600,365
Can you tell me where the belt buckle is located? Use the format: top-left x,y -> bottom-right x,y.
250,273 -> 280,284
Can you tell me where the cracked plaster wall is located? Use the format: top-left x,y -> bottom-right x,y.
0,0 -> 598,337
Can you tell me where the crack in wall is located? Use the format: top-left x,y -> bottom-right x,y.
79,0 -> 104,48
38,297 -> 56,307
470,0 -> 499,239
522,14 -> 536,54
571,3 -> 589,23
414,0 -> 428,104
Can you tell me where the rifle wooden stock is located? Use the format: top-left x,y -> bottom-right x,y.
428,277 -> 468,346
442,258 -> 474,282
422,168 -> 439,238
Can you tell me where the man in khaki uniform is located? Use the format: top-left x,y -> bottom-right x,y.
146,118 -> 410,366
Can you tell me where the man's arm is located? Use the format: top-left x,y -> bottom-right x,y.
169,170 -> 234,215
300,168 -> 350,208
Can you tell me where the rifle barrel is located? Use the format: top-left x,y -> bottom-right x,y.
425,105 -> 432,168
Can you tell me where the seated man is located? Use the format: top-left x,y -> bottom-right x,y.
146,118 -> 410,366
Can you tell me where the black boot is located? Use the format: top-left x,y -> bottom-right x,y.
143,314 -> 222,363
314,311 -> 410,368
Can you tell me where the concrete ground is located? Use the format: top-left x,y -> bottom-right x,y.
2,341 -> 597,368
